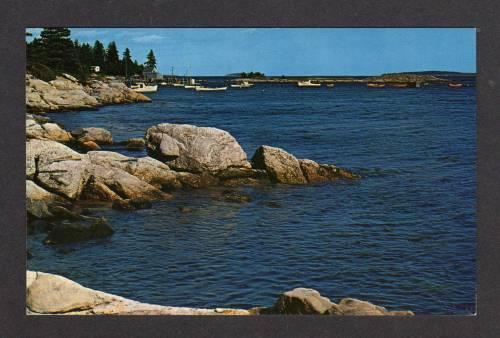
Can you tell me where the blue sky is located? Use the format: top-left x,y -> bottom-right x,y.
27,28 -> 476,76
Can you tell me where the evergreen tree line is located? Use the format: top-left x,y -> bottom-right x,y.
26,28 -> 158,82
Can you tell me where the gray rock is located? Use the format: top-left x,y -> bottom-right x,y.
43,217 -> 113,244
146,123 -> 251,173
273,288 -> 335,314
126,137 -> 146,150
251,145 -> 307,184
26,118 -> 73,142
26,271 -> 250,315
71,127 -> 113,144
26,271 -> 115,313
299,159 -> 359,182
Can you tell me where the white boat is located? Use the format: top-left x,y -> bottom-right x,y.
160,82 -> 167,86
326,83 -> 335,88
297,80 -> 321,87
231,81 -> 254,88
195,86 -> 227,92
130,82 -> 158,93
172,83 -> 184,87
184,85 -> 200,89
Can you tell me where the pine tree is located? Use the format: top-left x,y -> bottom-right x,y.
105,41 -> 120,75
122,48 -> 132,77
145,49 -> 157,69
92,40 -> 106,69
38,28 -> 79,73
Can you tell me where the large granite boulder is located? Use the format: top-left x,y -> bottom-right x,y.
268,288 -> 414,316
71,127 -> 113,144
26,180 -> 64,219
26,116 -> 73,142
273,288 -> 335,314
251,145 -> 307,184
27,271 -> 115,313
26,139 -> 88,199
27,140 -> 171,201
26,74 -> 150,113
87,80 -> 151,104
146,123 -> 251,174
299,159 -> 359,182
26,271 -> 251,315
26,76 -> 100,112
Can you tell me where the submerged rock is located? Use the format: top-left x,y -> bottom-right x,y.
146,123 -> 251,173
251,145 -> 307,184
215,189 -> 253,203
71,127 -> 113,145
112,198 -> 153,211
43,217 -> 113,244
126,137 -> 146,150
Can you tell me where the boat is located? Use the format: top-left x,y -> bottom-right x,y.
297,80 -> 321,87
367,83 -> 386,88
160,82 -> 167,86
448,82 -> 464,88
130,82 -> 158,93
185,78 -> 202,89
172,83 -> 184,87
195,86 -> 227,92
231,81 -> 254,88
326,83 -> 335,88
388,83 -> 408,88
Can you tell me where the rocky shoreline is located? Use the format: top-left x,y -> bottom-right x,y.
26,73 -> 151,113
26,75 -> 413,315
26,271 -> 413,315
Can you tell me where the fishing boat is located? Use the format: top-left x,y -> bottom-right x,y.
297,80 -> 321,87
388,83 -> 408,88
367,83 -> 386,88
326,83 -> 335,88
231,81 -> 254,88
130,82 -> 158,93
184,78 -> 202,89
184,85 -> 200,89
195,86 -> 227,92
448,82 -> 464,88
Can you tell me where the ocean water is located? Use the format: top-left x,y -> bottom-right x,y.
28,80 -> 476,314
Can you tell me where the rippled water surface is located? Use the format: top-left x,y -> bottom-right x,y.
29,80 -> 476,314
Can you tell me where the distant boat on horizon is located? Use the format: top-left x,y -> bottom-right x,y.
297,80 -> 321,87
231,81 -> 254,89
195,86 -> 227,92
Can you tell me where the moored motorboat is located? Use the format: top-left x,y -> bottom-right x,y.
326,83 -> 335,88
448,82 -> 464,88
231,81 -> 254,88
297,80 -> 321,87
160,82 -> 167,86
388,83 -> 408,88
130,82 -> 158,93
195,86 -> 227,92
367,83 -> 386,88
184,85 -> 200,89
172,83 -> 185,87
